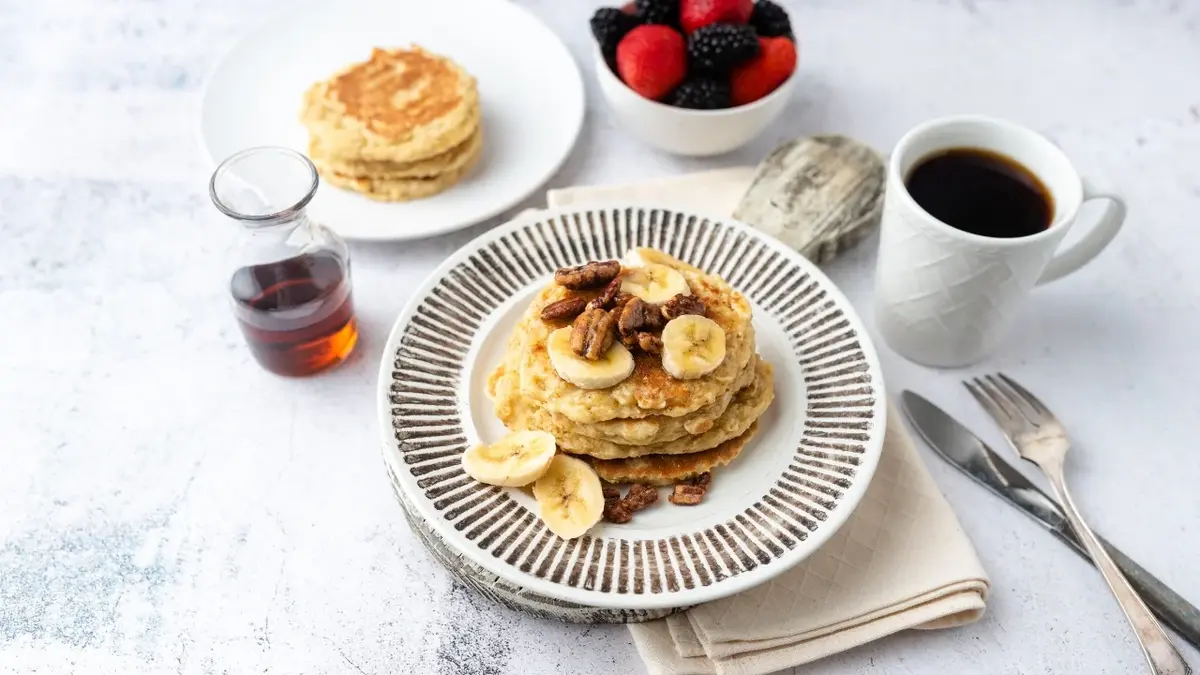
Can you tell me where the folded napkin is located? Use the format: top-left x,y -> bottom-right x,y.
546,169 -> 990,675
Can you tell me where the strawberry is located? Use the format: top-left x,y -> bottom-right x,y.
730,36 -> 796,105
616,25 -> 688,101
680,0 -> 753,34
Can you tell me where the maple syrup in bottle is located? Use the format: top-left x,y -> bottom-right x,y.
210,146 -> 358,376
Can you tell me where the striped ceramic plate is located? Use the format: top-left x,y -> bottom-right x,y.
377,206 -> 887,610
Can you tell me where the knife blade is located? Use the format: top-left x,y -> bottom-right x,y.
901,390 -> 1200,650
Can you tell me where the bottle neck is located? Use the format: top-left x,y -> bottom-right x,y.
238,210 -> 309,237
232,210 -> 319,269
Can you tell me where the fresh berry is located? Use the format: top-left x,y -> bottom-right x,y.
750,0 -> 793,39
621,1 -> 637,13
634,0 -> 680,26
668,76 -> 732,109
730,36 -> 796,105
617,25 -> 688,100
591,7 -> 640,65
680,0 -> 753,34
687,23 -> 759,73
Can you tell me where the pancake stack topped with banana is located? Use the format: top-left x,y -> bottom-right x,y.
300,45 -> 482,202
463,247 -> 775,539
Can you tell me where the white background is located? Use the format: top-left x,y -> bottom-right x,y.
1,0 -> 1198,673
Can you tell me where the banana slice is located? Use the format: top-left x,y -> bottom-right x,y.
462,430 -> 557,487
533,454 -> 604,539
661,315 -> 727,380
620,263 -> 691,303
546,327 -> 634,390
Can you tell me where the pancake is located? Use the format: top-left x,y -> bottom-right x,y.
492,359 -> 774,459
510,252 -> 756,424
588,422 -> 759,485
488,353 -> 759,446
300,46 -> 479,163
310,123 -> 482,180
560,361 -> 773,459
316,129 -> 482,201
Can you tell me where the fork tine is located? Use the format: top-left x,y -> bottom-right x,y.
976,376 -> 1026,422
997,373 -> 1052,417
964,378 -> 1025,437
984,374 -> 1041,426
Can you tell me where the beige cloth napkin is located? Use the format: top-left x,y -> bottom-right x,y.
545,169 -> 990,675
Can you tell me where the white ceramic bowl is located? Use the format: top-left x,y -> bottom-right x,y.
594,46 -> 795,156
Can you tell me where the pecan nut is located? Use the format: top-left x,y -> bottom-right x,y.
570,308 -> 616,360
540,297 -> 587,322
555,260 -> 621,290
602,484 -> 659,523
669,472 -> 711,506
585,277 -> 624,312
618,297 -> 665,337
611,291 -> 636,312
661,294 -> 707,320
624,484 -> 659,510
602,486 -> 631,523
636,332 -> 663,354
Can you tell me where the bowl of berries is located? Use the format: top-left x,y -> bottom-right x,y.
590,0 -> 798,156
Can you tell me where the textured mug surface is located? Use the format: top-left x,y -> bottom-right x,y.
377,205 -> 887,610
873,115 -> 1125,368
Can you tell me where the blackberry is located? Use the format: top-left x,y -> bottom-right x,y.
687,24 -> 759,73
668,76 -> 732,109
590,7 -> 639,65
634,0 -> 679,27
750,0 -> 793,39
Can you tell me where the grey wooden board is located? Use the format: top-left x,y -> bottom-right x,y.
734,135 -> 886,265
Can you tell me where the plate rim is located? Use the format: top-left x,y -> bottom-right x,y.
376,204 -> 888,609
195,0 -> 585,243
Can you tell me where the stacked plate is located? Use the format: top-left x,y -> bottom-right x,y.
376,206 -> 887,623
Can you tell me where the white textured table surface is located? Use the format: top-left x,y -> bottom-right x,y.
3,0 -> 1199,673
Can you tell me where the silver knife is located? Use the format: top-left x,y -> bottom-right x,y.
901,389 -> 1200,650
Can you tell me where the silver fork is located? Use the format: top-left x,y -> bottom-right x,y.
966,373 -> 1191,675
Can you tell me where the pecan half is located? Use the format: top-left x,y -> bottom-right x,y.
602,484 -> 659,523
624,484 -> 659,510
618,297 -> 665,337
585,277 -> 624,312
540,297 -> 587,322
636,332 -> 662,354
603,485 -> 632,523
611,291 -> 636,312
669,472 -> 712,506
555,260 -> 621,290
661,294 -> 707,320
570,308 -> 616,360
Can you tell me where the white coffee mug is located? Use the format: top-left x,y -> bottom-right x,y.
873,115 -> 1125,367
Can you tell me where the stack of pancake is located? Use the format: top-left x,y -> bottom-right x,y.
488,249 -> 775,487
300,46 -> 482,202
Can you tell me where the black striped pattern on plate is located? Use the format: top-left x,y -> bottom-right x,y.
385,452 -> 684,623
386,207 -> 878,602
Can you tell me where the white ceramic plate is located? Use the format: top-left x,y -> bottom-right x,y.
199,0 -> 584,242
377,206 -> 887,609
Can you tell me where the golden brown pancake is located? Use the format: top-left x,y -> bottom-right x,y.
300,46 -> 480,164
587,422 -> 759,485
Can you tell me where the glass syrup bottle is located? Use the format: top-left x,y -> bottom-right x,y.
209,147 -> 358,376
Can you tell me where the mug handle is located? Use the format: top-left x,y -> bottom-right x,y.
1037,181 -> 1126,285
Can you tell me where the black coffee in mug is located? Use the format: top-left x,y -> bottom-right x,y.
904,148 -> 1054,238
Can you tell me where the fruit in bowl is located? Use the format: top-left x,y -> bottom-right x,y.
590,0 -> 797,110
590,0 -> 799,155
